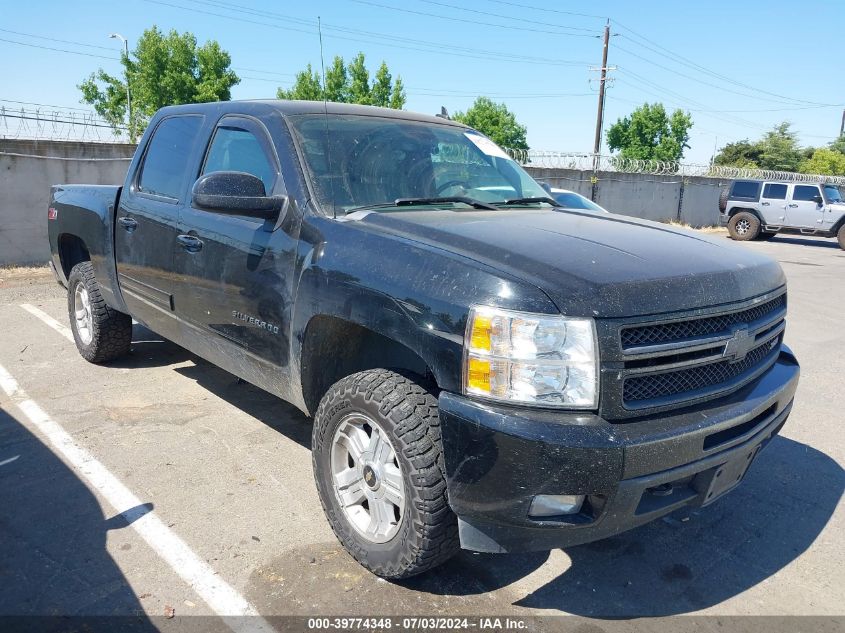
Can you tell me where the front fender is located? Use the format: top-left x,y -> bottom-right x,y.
289,215 -> 559,405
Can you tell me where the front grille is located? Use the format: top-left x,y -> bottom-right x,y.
600,290 -> 787,418
623,336 -> 780,403
621,294 -> 786,349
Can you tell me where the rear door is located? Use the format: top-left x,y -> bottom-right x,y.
172,115 -> 298,370
786,184 -> 824,229
758,183 -> 788,224
115,114 -> 204,330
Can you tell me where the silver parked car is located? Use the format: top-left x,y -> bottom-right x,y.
550,187 -> 609,213
720,179 -> 845,249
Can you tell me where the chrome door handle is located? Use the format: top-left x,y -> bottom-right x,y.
177,234 -> 204,253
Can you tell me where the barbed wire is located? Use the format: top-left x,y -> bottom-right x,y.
507,149 -> 845,185
0,106 -> 129,143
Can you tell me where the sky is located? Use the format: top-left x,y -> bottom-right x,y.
1,0 -> 843,164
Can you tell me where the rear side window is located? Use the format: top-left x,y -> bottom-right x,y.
762,183 -> 787,199
793,185 -> 821,202
138,116 -> 204,200
202,126 -> 276,194
731,181 -> 761,199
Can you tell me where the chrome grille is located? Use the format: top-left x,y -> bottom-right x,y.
623,336 -> 781,403
621,294 -> 786,349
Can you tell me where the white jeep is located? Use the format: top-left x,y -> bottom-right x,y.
720,180 -> 845,249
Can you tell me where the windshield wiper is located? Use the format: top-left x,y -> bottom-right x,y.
501,196 -> 562,207
394,196 -> 500,210
344,196 -> 499,214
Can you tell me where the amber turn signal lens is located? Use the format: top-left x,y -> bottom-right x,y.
467,357 -> 491,392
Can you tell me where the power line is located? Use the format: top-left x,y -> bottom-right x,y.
0,37 -> 118,61
612,20 -> 830,107
151,0 -> 589,66
614,42 -> 838,108
352,0 -> 598,37
481,0 -> 606,20
0,28 -> 117,51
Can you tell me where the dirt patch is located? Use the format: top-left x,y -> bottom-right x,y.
0,265 -> 54,289
664,221 -> 727,235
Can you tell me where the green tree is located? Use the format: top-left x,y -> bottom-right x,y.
452,97 -> 529,150
799,148 -> 845,176
756,122 -> 802,171
276,53 -> 405,109
606,102 -> 693,162
829,133 -> 845,155
278,64 -> 324,101
79,26 -> 239,141
713,139 -> 762,168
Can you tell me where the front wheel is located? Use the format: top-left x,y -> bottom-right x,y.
67,261 -> 132,363
727,211 -> 760,241
312,369 -> 459,579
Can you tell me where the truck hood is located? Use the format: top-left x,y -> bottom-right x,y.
349,208 -> 785,318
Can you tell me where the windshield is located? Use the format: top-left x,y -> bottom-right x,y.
289,114 -> 548,213
823,184 -> 843,203
553,191 -> 606,212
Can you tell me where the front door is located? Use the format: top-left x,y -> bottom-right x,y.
758,182 -> 788,224
172,115 -> 300,382
115,114 -> 204,332
786,184 -> 824,229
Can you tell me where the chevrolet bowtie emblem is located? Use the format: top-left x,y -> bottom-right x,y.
723,326 -> 754,363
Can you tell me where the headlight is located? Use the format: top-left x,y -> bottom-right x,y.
463,306 -> 598,408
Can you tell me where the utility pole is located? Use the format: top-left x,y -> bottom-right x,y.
109,33 -> 134,144
592,20 -> 611,168
590,20 -> 614,198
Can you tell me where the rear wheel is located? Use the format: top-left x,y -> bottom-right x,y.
727,211 -> 760,241
838,225 -> 845,250
312,369 -> 459,579
67,261 -> 132,363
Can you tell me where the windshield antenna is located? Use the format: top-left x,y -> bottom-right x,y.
317,16 -> 336,219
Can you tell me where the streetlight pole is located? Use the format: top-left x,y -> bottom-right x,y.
109,33 -> 134,143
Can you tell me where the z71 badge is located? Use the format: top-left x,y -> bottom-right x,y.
232,310 -> 279,334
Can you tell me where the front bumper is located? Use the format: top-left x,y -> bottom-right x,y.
439,346 -> 799,553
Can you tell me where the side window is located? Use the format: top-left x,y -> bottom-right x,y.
202,126 -> 276,194
731,181 -> 761,199
792,185 -> 821,202
138,116 -> 203,200
762,183 -> 787,199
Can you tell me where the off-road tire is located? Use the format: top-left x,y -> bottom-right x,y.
838,225 -> 845,250
312,369 -> 460,579
727,211 -> 760,241
67,261 -> 132,363
718,187 -> 729,212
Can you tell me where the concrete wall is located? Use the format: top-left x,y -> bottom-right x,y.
525,167 -> 727,227
0,140 -> 134,265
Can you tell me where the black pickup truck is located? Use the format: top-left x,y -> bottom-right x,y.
48,100 -> 799,579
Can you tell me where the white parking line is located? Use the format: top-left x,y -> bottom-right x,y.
20,303 -> 73,342
0,361 -> 274,633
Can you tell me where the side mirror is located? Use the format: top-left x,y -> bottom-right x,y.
540,182 -> 553,195
812,195 -> 824,205
192,171 -> 280,219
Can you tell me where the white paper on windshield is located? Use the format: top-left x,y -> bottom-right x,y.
464,133 -> 511,160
